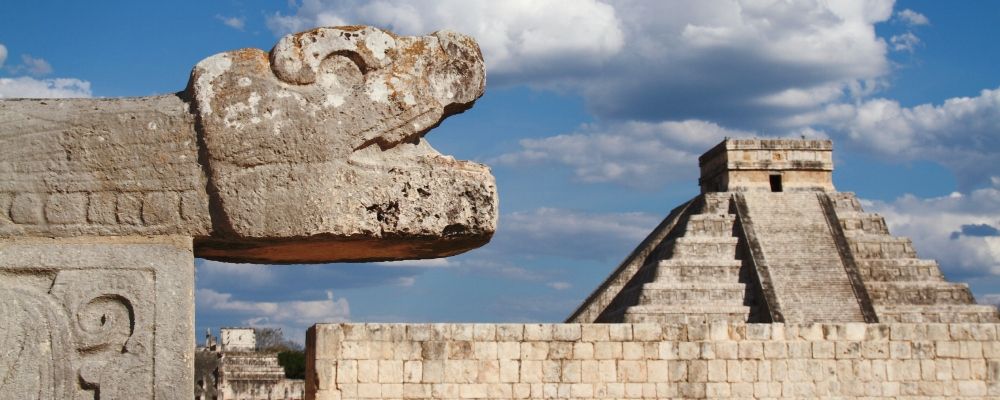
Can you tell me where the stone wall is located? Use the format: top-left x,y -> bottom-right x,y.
307,322 -> 1000,399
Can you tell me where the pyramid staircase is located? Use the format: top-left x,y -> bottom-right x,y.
736,191 -> 870,323
590,193 -> 760,323
828,193 -> 999,323
569,190 -> 999,324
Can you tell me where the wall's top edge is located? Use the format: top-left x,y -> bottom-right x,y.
698,138 -> 833,166
724,138 -> 833,150
310,322 -> 1000,343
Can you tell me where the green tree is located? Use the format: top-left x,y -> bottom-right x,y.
277,351 -> 306,379
253,327 -> 306,379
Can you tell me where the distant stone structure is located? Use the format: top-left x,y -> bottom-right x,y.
222,328 -> 257,352
0,25 -> 496,399
568,138 -> 998,324
306,139 -> 1000,399
196,328 -> 304,400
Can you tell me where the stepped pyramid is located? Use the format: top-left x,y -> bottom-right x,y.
568,138 -> 998,324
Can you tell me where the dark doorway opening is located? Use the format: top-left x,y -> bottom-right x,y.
769,175 -> 783,192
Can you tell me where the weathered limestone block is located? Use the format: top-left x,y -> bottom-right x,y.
1,25 -> 495,400
0,25 -> 496,264
0,236 -> 193,399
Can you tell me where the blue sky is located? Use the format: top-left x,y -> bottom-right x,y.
3,1 -> 999,343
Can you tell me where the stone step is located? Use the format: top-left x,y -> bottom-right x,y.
827,192 -> 864,212
848,235 -> 917,259
875,304 -> 1000,323
637,282 -> 747,305
666,236 -> 739,259
739,191 -> 868,323
701,192 -> 733,214
866,282 -> 975,305
856,258 -> 944,282
623,304 -> 750,324
836,212 -> 890,235
653,259 -> 744,282
683,214 -> 736,237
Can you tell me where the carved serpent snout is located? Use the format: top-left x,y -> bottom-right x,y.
0,26 -> 497,264
193,26 -> 486,158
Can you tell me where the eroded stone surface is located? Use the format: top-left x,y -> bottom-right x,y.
0,26 -> 493,400
0,26 -> 496,263
0,236 -> 193,399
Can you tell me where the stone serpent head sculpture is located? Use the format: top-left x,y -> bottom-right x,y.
0,26 -> 497,263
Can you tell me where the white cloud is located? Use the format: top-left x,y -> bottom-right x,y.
453,258 -> 548,282
896,9 -> 930,26
0,77 -> 92,98
265,2 -> 998,196
217,15 -> 246,30
267,0 -> 892,123
575,0 -> 895,122
808,86 -> 1000,188
489,207 -> 660,262
505,208 -> 656,242
279,1 -> 914,191
198,259 -> 276,286
375,258 -> 455,268
197,288 -> 349,345
198,288 -> 350,326
18,54 -> 52,76
0,47 -> 90,99
863,185 -> 1000,278
756,83 -> 851,109
495,120 -> 754,188
890,32 -> 920,52
547,281 -> 571,290
267,0 -> 623,84
375,256 -> 544,284
393,276 -> 417,287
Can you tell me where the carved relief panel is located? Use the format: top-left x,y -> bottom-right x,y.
0,237 -> 193,400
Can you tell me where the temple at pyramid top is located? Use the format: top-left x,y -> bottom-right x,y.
699,138 -> 834,193
569,138 -> 998,325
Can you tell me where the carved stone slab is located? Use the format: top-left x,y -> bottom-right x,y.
0,236 -> 193,399
0,26 -> 496,264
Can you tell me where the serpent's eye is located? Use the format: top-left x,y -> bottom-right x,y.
316,51 -> 367,90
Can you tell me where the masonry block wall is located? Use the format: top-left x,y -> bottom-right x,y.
306,322 -> 1000,399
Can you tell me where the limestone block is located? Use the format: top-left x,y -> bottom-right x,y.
1,26 -> 496,264
498,341 -> 521,359
358,359 -> 379,383
548,342 -> 573,360
0,236 -> 193,400
608,324 -> 633,341
521,342 -> 549,360
499,360 -> 520,383
552,324 -> 581,341
496,324 -> 524,341
573,342 -> 594,359
524,324 -> 553,341
622,341 -> 644,360
378,360 -> 404,383
422,360 -> 444,383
